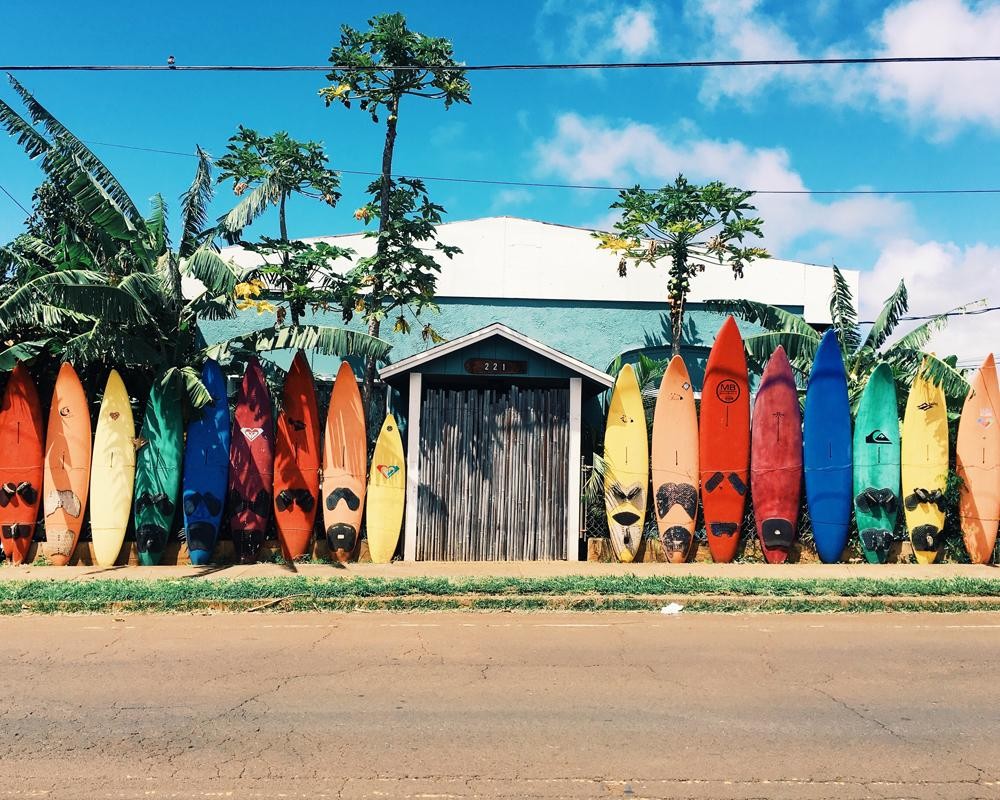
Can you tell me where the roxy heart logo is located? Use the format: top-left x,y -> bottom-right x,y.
978,408 -> 994,428
241,427 -> 264,442
865,430 -> 892,445
377,464 -> 400,480
109,411 -> 120,421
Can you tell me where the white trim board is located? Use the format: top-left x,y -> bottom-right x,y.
379,322 -> 613,388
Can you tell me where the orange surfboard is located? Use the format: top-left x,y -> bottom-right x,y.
699,316 -> 751,563
0,364 -> 44,564
274,352 -> 321,561
42,363 -> 92,565
652,356 -> 699,563
322,362 -> 366,562
957,353 -> 1000,563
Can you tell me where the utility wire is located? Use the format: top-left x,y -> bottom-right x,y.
6,55 -> 1000,72
79,139 -> 1000,197
0,182 -> 30,215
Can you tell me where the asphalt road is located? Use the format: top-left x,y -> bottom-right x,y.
3,612 -> 999,799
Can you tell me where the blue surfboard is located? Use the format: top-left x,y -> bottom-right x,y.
182,360 -> 231,565
804,329 -> 853,563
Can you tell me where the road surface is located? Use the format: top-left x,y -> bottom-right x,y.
2,611 -> 999,798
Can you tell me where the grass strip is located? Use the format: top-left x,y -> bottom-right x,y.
1,575 -> 1000,613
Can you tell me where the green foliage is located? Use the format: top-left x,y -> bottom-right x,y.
215,128 -> 347,327
0,80 -> 389,404
708,266 -> 973,406
320,12 -> 471,117
596,175 -> 768,357
329,177 -> 458,343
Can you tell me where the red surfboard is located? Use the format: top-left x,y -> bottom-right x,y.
227,358 -> 275,564
273,352 -> 321,561
699,316 -> 751,563
0,364 -> 44,564
751,346 -> 802,564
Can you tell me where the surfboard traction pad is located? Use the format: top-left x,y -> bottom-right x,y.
655,483 -> 697,555
761,518 -> 795,549
228,488 -> 272,564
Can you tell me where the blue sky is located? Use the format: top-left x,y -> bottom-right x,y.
2,0 -> 1000,359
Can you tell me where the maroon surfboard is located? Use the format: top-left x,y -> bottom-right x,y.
750,346 -> 802,564
227,358 -> 275,564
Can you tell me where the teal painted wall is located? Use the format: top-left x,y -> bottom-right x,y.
198,296 -> 796,390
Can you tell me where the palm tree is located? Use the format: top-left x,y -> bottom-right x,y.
0,77 -> 389,403
708,266 -> 971,406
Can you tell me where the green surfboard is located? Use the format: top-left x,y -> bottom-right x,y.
852,363 -> 901,563
133,375 -> 184,566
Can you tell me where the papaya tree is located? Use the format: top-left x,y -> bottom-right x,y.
320,11 -> 470,399
595,175 -> 769,358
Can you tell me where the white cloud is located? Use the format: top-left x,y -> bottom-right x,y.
490,188 -> 534,211
533,112 -> 912,254
686,0 -> 1000,134
864,239 -> 1000,363
536,0 -> 659,62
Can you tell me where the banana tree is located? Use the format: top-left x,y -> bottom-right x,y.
708,265 -> 972,407
0,77 -> 389,404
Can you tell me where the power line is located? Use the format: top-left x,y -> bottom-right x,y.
6,55 -> 1000,72
0,182 -> 30,215
78,139 -> 1000,197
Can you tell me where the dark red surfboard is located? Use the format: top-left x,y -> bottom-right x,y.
273,352 -> 321,561
227,358 -> 275,564
699,316 -> 751,563
751,346 -> 802,564
0,364 -> 44,564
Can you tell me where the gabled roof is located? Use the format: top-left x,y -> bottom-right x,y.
379,322 -> 613,389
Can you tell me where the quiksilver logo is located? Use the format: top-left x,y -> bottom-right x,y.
866,430 -> 891,444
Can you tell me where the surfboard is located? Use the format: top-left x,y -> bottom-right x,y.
603,363 -> 648,563
803,329 -> 853,564
322,361 -> 367,562
957,354 -> 999,563
274,352 -> 321,562
90,370 -> 136,567
183,360 -> 230,565
751,346 -> 802,564
651,356 -> 698,563
366,413 -> 406,564
901,361 -> 949,564
853,363 -> 901,564
42,362 -> 92,566
228,358 -> 275,565
699,316 -> 750,563
133,374 -> 184,566
0,364 -> 44,564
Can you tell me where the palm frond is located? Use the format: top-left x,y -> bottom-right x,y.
8,75 -> 143,225
743,331 -> 819,373
161,365 -> 211,408
47,282 -> 158,330
889,300 -> 982,354
0,339 -> 50,371
705,298 -> 818,338
914,353 -> 970,399
203,324 -> 391,362
146,194 -> 170,255
182,246 -> 241,296
179,146 -> 214,257
829,265 -> 861,354
46,150 -> 141,245
0,97 -> 50,159
215,174 -> 282,244
861,279 -> 907,354
0,269 -> 106,332
155,252 -> 183,311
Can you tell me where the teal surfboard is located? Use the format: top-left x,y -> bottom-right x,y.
133,374 -> 184,566
852,363 -> 901,563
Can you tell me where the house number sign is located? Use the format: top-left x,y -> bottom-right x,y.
464,358 -> 528,375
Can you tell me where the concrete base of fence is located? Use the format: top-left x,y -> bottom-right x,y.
586,536 -> 917,564
16,538 -> 374,567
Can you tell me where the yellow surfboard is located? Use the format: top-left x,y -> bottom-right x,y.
603,364 -> 649,563
90,370 -> 136,567
366,414 -> 405,564
901,363 -> 949,564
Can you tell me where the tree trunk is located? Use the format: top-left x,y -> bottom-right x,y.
362,93 -> 400,410
279,192 -> 298,326
669,256 -> 685,359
